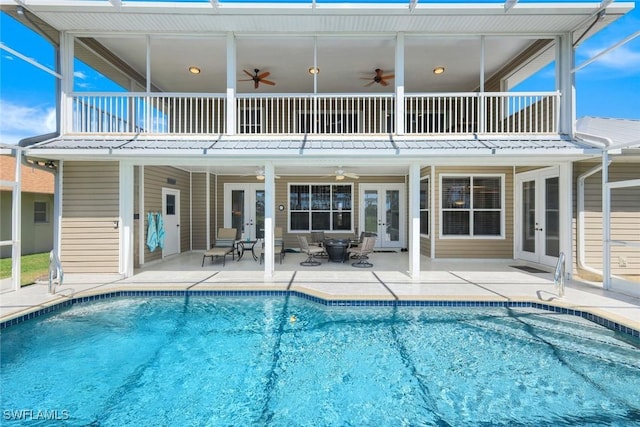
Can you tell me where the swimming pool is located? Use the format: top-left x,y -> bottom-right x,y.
1,295 -> 639,426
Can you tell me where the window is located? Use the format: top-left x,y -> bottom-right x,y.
289,184 -> 352,231
420,178 -> 429,236
441,175 -> 503,238
34,201 -> 48,223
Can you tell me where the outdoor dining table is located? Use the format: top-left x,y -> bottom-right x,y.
323,239 -> 351,263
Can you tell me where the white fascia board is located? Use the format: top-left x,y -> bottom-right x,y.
11,1 -> 634,16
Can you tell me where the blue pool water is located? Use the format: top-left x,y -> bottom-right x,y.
1,296 -> 639,426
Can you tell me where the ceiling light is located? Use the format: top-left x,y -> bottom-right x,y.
308,67 -> 320,75
256,168 -> 265,180
188,66 -> 201,75
335,174 -> 345,181
433,67 -> 445,75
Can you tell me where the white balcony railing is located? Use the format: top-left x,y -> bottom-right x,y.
69,91 -> 559,136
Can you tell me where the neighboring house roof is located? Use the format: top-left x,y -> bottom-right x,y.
0,155 -> 54,194
576,117 -> 640,149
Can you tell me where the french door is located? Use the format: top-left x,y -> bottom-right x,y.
161,188 -> 181,257
516,168 -> 560,266
359,184 -> 405,249
224,184 -> 265,241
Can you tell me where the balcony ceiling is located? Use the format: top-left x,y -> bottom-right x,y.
6,1 -> 632,93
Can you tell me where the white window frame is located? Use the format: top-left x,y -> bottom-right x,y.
287,183 -> 354,233
439,173 -> 505,239
420,177 -> 429,237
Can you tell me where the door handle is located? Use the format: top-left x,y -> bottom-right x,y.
176,224 -> 180,227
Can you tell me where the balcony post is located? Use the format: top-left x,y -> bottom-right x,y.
557,33 -> 574,136
60,32 -> 74,134
395,32 -> 405,135
226,32 -> 237,136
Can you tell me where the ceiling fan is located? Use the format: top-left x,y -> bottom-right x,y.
240,69 -> 275,89
253,168 -> 280,180
331,167 -> 359,181
362,68 -> 394,87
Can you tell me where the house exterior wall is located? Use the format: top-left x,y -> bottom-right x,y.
214,175 -> 405,250
60,161 -> 119,273
434,166 -> 514,259
142,166 -> 191,263
573,161 -> 640,278
0,192 -> 54,258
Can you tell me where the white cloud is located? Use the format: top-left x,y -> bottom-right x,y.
2,54 -> 14,60
578,44 -> 640,73
0,100 -> 56,145
74,71 -> 88,79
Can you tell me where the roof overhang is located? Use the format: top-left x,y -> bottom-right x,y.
22,134 -> 601,173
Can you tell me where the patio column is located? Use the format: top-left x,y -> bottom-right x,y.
120,161 -> 134,277
557,32 -> 575,136
408,162 -> 421,278
559,161 -> 573,280
263,162 -> 275,277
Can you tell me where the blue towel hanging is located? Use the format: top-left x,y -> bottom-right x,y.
156,213 -> 165,249
146,212 -> 158,252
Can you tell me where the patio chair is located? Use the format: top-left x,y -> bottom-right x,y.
202,228 -> 237,266
259,227 -> 286,265
297,235 -> 324,266
310,231 -> 327,257
347,235 -> 376,268
350,231 -> 377,258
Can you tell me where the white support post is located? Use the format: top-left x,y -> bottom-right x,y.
11,149 -> 22,291
430,166 -> 435,259
395,33 -> 405,135
602,150 -> 611,289
120,161 -> 135,277
206,172 -> 211,250
264,162 -> 275,277
557,33 -> 575,136
138,166 -> 145,266
226,32 -> 237,135
59,32 -> 74,134
408,162 -> 421,278
559,161 -> 573,280
53,160 -> 63,258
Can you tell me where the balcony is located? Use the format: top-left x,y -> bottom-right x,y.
70,91 -> 559,137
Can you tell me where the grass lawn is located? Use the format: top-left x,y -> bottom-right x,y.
0,252 -> 50,286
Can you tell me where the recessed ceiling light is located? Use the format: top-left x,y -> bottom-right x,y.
308,67 -> 320,75
189,66 -> 201,75
433,67 -> 445,75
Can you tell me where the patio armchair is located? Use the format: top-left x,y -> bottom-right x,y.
202,228 -> 237,266
297,235 -> 324,266
347,235 -> 376,268
310,231 -> 327,256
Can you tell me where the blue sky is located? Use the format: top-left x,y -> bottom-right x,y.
0,2 -> 638,145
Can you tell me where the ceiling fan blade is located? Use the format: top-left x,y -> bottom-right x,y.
239,78 -> 254,81
382,74 -> 394,80
364,80 -> 375,87
257,71 -> 271,79
343,172 -> 359,179
243,69 -> 254,78
261,79 -> 276,86
380,80 -> 389,87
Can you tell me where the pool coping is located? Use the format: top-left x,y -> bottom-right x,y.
2,288 -> 638,340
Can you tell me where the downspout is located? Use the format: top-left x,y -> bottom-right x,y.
574,131 -> 612,280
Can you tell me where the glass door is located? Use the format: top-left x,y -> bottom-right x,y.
516,168 -> 560,266
224,184 -> 265,241
359,184 -> 404,249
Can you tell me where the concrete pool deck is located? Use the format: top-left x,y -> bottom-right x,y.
1,252 -> 639,335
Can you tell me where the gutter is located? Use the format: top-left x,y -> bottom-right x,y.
573,131 -> 612,281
